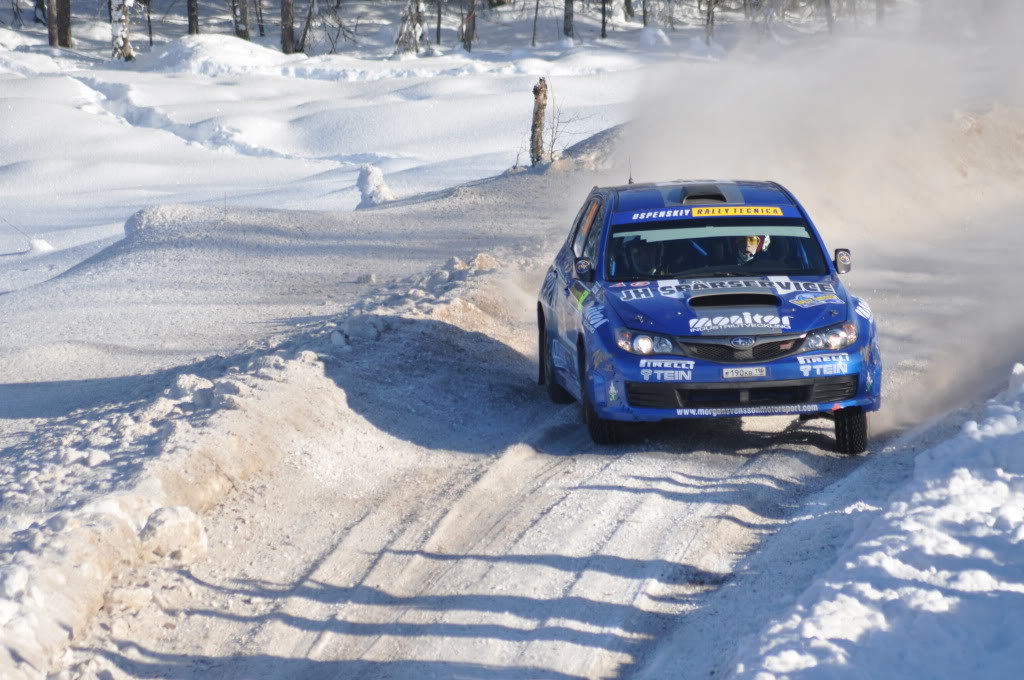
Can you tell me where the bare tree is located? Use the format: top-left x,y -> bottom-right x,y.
600,0 -> 607,38
45,0 -> 57,45
187,0 -> 199,34
10,0 -> 24,27
704,0 -> 718,45
297,0 -> 316,52
254,0 -> 265,36
531,0 -> 540,46
395,0 -> 424,53
563,0 -> 572,38
56,0 -> 69,45
875,0 -> 884,27
823,0 -> 834,32
435,0 -> 443,44
111,0 -> 134,60
462,0 -> 475,50
234,0 -> 251,39
282,0 -> 296,53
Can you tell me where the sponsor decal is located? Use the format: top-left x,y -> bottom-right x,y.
582,304 -> 609,330
570,282 -> 591,310
691,206 -> 784,217
630,281 -> 650,287
639,358 -> 695,382
689,313 -> 792,332
658,278 -> 836,298
608,383 -> 619,403
620,287 -> 654,302
677,404 -> 819,416
797,353 -> 849,377
790,292 -> 844,308
631,208 -> 692,221
608,282 -> 627,288
856,300 -> 872,320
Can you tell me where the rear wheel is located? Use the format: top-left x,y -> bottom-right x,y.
834,407 -> 868,454
539,320 -> 573,404
579,348 -> 622,444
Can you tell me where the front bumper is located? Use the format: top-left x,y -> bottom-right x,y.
589,344 -> 882,421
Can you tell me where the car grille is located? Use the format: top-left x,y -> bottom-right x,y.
679,337 -> 804,363
625,375 -> 859,410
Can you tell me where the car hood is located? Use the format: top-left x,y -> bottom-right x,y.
603,276 -> 849,337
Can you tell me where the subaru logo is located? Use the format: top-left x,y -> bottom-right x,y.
730,336 -> 756,348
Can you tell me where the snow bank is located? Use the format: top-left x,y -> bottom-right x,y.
0,237 -> 515,678
731,364 -> 1024,679
0,349 -> 343,678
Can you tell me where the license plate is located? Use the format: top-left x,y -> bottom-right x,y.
722,366 -> 766,379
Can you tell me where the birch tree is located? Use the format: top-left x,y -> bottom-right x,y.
112,0 -> 134,60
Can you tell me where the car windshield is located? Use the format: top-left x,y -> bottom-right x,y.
605,217 -> 830,281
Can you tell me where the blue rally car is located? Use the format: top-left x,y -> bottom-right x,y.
537,180 -> 881,453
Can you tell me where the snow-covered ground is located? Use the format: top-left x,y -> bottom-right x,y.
1,1 -> 1023,678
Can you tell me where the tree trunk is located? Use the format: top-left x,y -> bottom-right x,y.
187,0 -> 199,33
146,0 -> 153,45
111,0 -> 134,60
531,0 -> 539,46
875,0 -> 884,27
45,0 -> 58,45
297,0 -> 315,52
623,0 -> 633,21
436,0 -> 442,44
462,0 -> 475,50
530,78 -> 547,166
563,0 -> 572,38
395,0 -> 423,53
56,0 -> 70,46
281,0 -> 295,53
823,0 -> 834,32
34,0 -> 46,24
600,0 -> 607,38
11,0 -> 25,28
704,0 -> 716,45
237,0 -> 250,39
255,0 -> 265,37
642,0 -> 648,27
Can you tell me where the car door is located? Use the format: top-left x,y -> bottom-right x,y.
554,194 -> 603,360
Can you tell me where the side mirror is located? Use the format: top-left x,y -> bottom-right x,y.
834,248 -> 852,274
574,257 -> 594,282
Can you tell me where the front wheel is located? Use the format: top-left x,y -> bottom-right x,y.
579,349 -> 622,444
834,407 -> 868,454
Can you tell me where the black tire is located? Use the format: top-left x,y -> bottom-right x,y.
834,407 -> 868,454
539,320 -> 574,404
579,348 -> 622,444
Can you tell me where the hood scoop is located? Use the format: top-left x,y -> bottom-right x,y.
689,292 -> 782,308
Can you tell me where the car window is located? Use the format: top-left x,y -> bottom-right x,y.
581,203 -> 605,263
571,198 -> 601,258
605,217 -> 830,281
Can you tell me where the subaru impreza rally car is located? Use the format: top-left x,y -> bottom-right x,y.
537,180 -> 881,453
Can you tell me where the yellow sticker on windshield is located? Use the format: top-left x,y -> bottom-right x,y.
692,206 -> 783,217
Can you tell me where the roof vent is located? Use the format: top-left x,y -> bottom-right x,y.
680,184 -> 728,205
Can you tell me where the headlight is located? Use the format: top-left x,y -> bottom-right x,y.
615,328 -> 675,355
803,322 -> 858,351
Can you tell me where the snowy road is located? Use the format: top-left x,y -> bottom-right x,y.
48,165 -> 959,679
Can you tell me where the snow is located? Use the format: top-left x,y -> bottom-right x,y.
0,1 -> 1022,678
